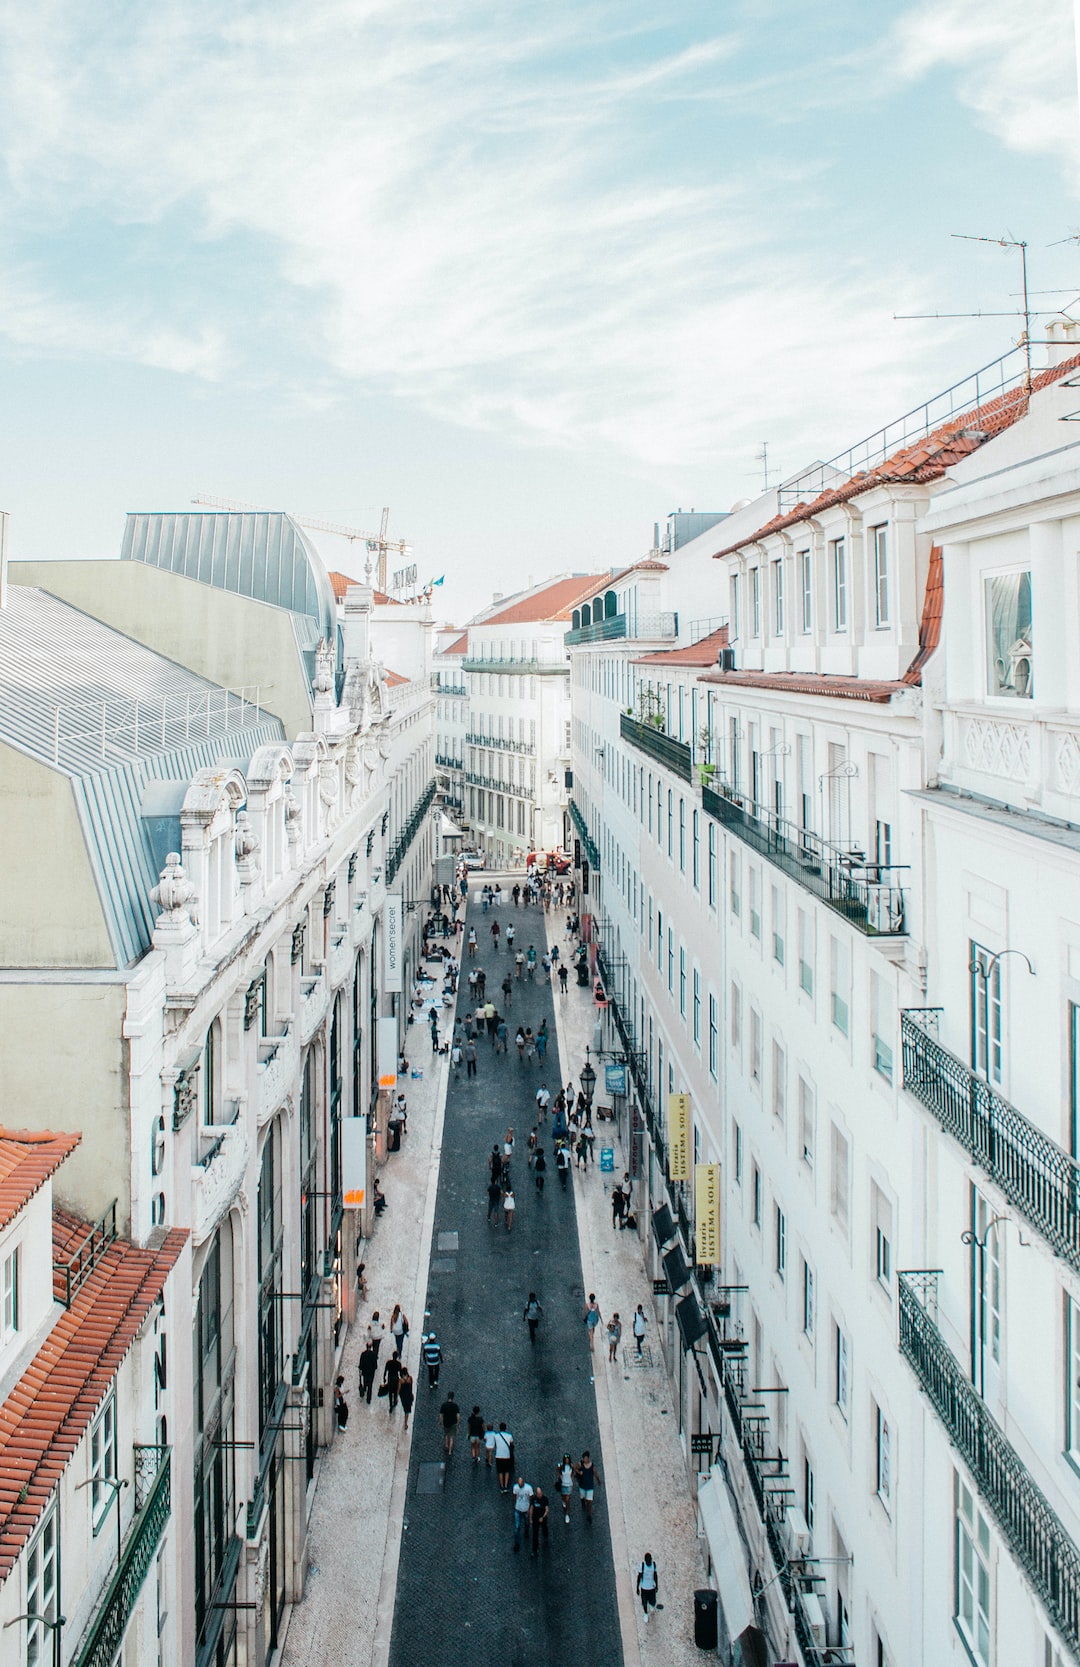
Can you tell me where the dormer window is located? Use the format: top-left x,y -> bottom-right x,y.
986,570 -> 1033,699
1,1243 -> 19,1339
772,560 -> 785,635
831,539 -> 847,632
750,568 -> 761,638
871,525 -> 890,626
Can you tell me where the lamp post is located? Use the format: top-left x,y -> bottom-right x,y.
5,1613 -> 66,1667
580,1048 -> 596,1116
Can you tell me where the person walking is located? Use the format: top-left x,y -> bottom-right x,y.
633,1304 -> 648,1357
556,1454 -> 575,1524
490,919 -> 501,951
607,1312 -> 622,1361
503,1128 -> 515,1162
366,1312 -> 386,1361
487,1173 -> 503,1222
506,922 -> 516,951
530,1486 -> 550,1556
484,1000 -> 497,1038
496,1017 -> 508,1054
439,1391 -> 460,1456
556,1143 -> 571,1190
390,1304 -> 409,1358
334,1375 -> 349,1430
467,927 -> 477,958
398,1366 -> 414,1431
524,1027 -> 536,1062
464,1039 -> 478,1078
575,1451 -> 602,1523
358,1340 -> 378,1405
501,973 -> 513,1009
610,1183 -> 626,1230
535,1083 -> 551,1118
583,1293 -> 603,1350
512,1477 -> 534,1553
536,1021 -> 548,1062
502,1184 -> 516,1232
423,1331 -> 443,1389
533,1146 -> 546,1193
558,962 -> 569,995
526,945 -> 537,980
493,1422 -> 514,1491
636,1553 -> 660,1621
576,1130 -> 589,1169
467,1405 -> 486,1464
429,1011 -> 440,1053
514,950 -> 525,981
523,1291 -> 543,1344
381,1352 -> 402,1412
515,1026 -> 526,1062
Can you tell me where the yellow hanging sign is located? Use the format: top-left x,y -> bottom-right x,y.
695,1163 -> 721,1265
668,1092 -> 691,1181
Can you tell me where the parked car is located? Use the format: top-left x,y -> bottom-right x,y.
460,850 -> 486,870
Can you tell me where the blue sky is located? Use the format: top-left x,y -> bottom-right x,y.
0,0 -> 1076,618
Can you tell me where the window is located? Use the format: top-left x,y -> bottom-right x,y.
750,567 -> 761,636
798,910 -> 814,996
667,928 -> 674,995
692,809 -> 700,889
667,789 -> 673,857
1067,1294 -> 1080,1466
972,1188 -> 1003,1381
749,1008 -> 762,1082
708,996 -> 719,1078
802,1259 -> 815,1336
803,1454 -> 815,1533
831,538 -> 847,630
729,849 -> 741,918
730,572 -> 741,639
656,908 -> 663,972
773,558 -> 785,635
834,1323 -> 850,1417
752,1164 -> 762,1228
90,1394 -> 118,1530
830,936 -> 850,1035
679,947 -> 687,1019
772,885 -> 785,965
872,1183 -> 894,1291
875,1402 -> 893,1510
733,1122 -> 743,1185
693,969 -> 701,1047
830,1125 -> 850,1232
872,525 -> 889,626
985,569 -> 1032,698
25,1504 -> 58,1667
955,1475 -> 992,1667
708,822 -> 718,907
679,798 -> 686,871
749,866 -> 761,939
799,549 -> 812,632
871,971 -> 894,1082
799,1078 -> 815,1169
730,982 -> 742,1051
771,1042 -> 786,1124
970,942 -> 1003,1087
1,1244 -> 19,1339
775,1206 -> 787,1278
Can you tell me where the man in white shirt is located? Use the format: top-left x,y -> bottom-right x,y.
535,1084 -> 551,1116
492,1422 -> 514,1492
512,1477 -> 535,1553
633,1305 -> 648,1356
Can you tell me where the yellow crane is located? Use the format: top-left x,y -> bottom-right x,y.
190,495 -> 410,592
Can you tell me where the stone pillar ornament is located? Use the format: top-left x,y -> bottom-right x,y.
234,811 -> 261,883
313,636 -> 335,696
291,922 -> 306,965
151,853 -> 198,926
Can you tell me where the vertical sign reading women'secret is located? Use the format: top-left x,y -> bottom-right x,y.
384,893 -> 403,993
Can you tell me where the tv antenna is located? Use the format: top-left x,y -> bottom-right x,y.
895,233 -> 1040,391
753,442 -> 776,492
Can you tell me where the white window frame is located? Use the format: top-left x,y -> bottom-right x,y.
25,1503 -> 58,1667
775,1205 -> 786,1279
955,1475 -> 992,1667
750,567 -> 761,637
799,549 -> 812,632
803,1260 -> 815,1336
872,524 -> 890,626
90,1392 -> 118,1532
835,1323 -> 850,1418
773,558 -> 785,635
1,1242 -> 19,1340
875,1403 -> 893,1511
831,538 -> 847,631
1066,1294 -> 1080,1468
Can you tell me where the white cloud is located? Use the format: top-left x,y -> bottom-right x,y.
893,0 -> 1078,174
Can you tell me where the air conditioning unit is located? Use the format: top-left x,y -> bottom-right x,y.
784,1506 -> 811,1561
718,647 -> 736,671
800,1592 -> 827,1651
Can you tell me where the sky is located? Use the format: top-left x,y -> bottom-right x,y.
0,0 -> 1077,621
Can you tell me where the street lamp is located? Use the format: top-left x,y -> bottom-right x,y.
580,1048 -> 596,1112
5,1613 -> 66,1667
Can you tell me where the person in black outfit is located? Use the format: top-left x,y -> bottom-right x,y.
381,1353 -> 402,1412
530,1487 -> 550,1556
534,1148 -> 546,1193
358,1341 -> 378,1405
487,1176 -> 503,1221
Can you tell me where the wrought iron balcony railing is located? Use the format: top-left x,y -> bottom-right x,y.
566,613 -> 629,646
619,712 -> 694,781
899,1273 -> 1080,1660
74,1446 -> 171,1667
901,1010 -> 1080,1270
568,799 -> 600,869
463,655 -> 549,674
702,782 -> 908,936
464,733 -> 535,755
435,752 -> 463,770
386,780 -> 436,884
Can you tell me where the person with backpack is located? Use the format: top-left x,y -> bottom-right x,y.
422,1331 -> 443,1389
523,1292 -> 544,1344
636,1552 -> 660,1620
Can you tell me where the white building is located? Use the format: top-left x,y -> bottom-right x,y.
0,512 -> 436,1667
433,626 -> 468,822
568,332 -> 1080,1667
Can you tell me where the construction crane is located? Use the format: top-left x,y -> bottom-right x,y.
190,495 -> 410,592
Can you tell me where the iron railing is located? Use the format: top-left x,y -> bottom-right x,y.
435,752 -> 463,770
74,1446 -> 171,1667
565,614 -> 628,646
899,1273 -> 1080,1659
463,656 -> 551,674
619,713 -> 694,781
568,799 -> 600,870
901,1010 -> 1080,1269
688,614 -> 729,644
702,782 -> 908,937
54,1202 -> 118,1307
464,733 -> 535,754
386,780 -> 436,884
464,770 -> 523,796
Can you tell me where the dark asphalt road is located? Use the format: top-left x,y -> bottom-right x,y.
387,895 -> 624,1667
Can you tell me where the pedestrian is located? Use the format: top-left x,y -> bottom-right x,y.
515,1027 -> 526,1061
439,1391 -> 460,1455
526,946 -> 537,980
524,1027 -> 536,1061
536,1023 -> 548,1062
558,963 -> 569,995
575,1451 -> 602,1522
398,1367 -> 414,1431
390,1304 -> 409,1358
484,1000 -> 497,1037
535,1083 -> 551,1117
468,1404 -> 486,1464
556,1143 -> 571,1189
468,927 -> 477,958
381,1352 -> 402,1412
451,1039 -> 463,1074
512,885 -> 520,907
503,1127 -> 515,1161
583,1293 -> 602,1350
496,1017 -> 508,1053
523,1291 -> 544,1344
541,952 -> 551,983
367,1312 -> 386,1360
486,1174 -> 503,1222
636,1553 -> 660,1621
556,1453 -> 575,1523
484,1422 -> 496,1468
429,1013 -> 440,1053
464,1040 -> 478,1078
476,969 -> 487,999
501,973 -> 513,1009
610,1183 -> 625,1230
358,1341 -> 378,1405
423,1331 -> 443,1389
607,1313 -> 622,1361
533,1147 -> 546,1193
530,1486 -> 550,1556
503,1185 -> 516,1232
493,1422 -> 514,1491
512,1476 -> 535,1552
506,921 -> 516,949
576,1131 -> 589,1168
334,1375 -> 349,1430
633,1304 -> 648,1356
356,1261 -> 368,1301
491,920 -> 500,950
515,950 -> 525,981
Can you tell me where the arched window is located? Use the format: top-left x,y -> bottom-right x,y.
604,590 -> 618,618
572,609 -> 581,630
151,1115 -> 166,1177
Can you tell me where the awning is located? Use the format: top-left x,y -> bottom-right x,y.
676,1292 -> 707,1350
652,1204 -> 676,1248
697,1468 -> 755,1643
664,1242 -> 691,1292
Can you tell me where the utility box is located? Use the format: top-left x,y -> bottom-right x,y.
694,1588 -> 718,1651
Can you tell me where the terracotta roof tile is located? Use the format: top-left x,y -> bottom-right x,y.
0,1213 -> 186,1578
715,354 -> 1080,555
438,632 -> 469,656
384,670 -> 407,687
328,570 -> 399,605
0,1129 -> 81,1234
698,669 -> 905,703
902,545 -> 944,686
482,575 -> 610,626
633,625 -> 730,667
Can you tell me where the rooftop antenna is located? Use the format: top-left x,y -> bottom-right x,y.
753,442 -> 775,492
894,233 -> 1036,392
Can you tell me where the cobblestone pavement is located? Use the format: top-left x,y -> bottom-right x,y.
387,894 -> 623,1667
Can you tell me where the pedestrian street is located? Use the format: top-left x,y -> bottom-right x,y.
387,893 -> 624,1667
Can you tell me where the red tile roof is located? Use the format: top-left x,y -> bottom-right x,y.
901,545 -> 943,686
483,575 -> 609,626
633,625 -> 730,667
715,354 -> 1080,555
328,571 -> 399,605
0,1129 -> 81,1234
698,668 -> 905,703
0,1214 -> 186,1578
385,670 -> 407,687
438,632 -> 469,656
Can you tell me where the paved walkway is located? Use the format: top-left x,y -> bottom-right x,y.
279,879 -> 709,1667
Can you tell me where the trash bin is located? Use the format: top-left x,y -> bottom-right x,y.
694,1588 -> 718,1652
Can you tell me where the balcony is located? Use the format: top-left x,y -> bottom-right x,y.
193,1120 -> 249,1246
901,1010 -> 1080,1269
899,1273 -> 1080,1661
257,1022 -> 299,1126
568,799 -> 600,869
464,770 -> 522,797
463,655 -> 547,674
464,733 -> 535,755
567,609 -> 677,647
386,779 -> 437,883
702,782 -> 908,936
74,1446 -> 171,1667
299,971 -> 329,1045
435,752 -> 464,770
328,929 -> 353,989
619,713 -> 694,781
566,613 -> 628,647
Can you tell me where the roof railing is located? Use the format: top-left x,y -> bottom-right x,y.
54,1200 -> 119,1308
47,687 -> 269,766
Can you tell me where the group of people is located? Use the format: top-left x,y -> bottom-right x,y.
335,1303 -> 416,1430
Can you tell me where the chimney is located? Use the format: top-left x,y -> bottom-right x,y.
342,584 -> 373,663
1045,317 -> 1080,366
